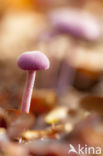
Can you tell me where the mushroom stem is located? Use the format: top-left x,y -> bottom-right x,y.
57,38 -> 77,94
21,71 -> 36,113
57,60 -> 75,95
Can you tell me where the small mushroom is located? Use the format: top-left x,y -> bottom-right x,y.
17,51 -> 50,113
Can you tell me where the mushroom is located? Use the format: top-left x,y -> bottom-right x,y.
49,8 -> 100,41
17,51 -> 50,113
48,8 -> 101,92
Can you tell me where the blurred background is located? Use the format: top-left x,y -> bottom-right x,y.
0,1 -> 103,154
0,0 -> 103,112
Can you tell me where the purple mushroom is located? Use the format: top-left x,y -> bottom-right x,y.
17,51 -> 50,113
49,9 -> 100,40
48,8 -> 100,93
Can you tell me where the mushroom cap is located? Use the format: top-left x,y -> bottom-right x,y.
17,51 -> 50,71
49,9 -> 100,40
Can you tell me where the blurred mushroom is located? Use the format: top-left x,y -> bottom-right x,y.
49,9 -> 100,40
48,8 -> 101,93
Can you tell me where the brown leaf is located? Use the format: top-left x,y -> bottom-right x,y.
80,95 -> 103,115
7,112 -> 35,139
30,90 -> 57,115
